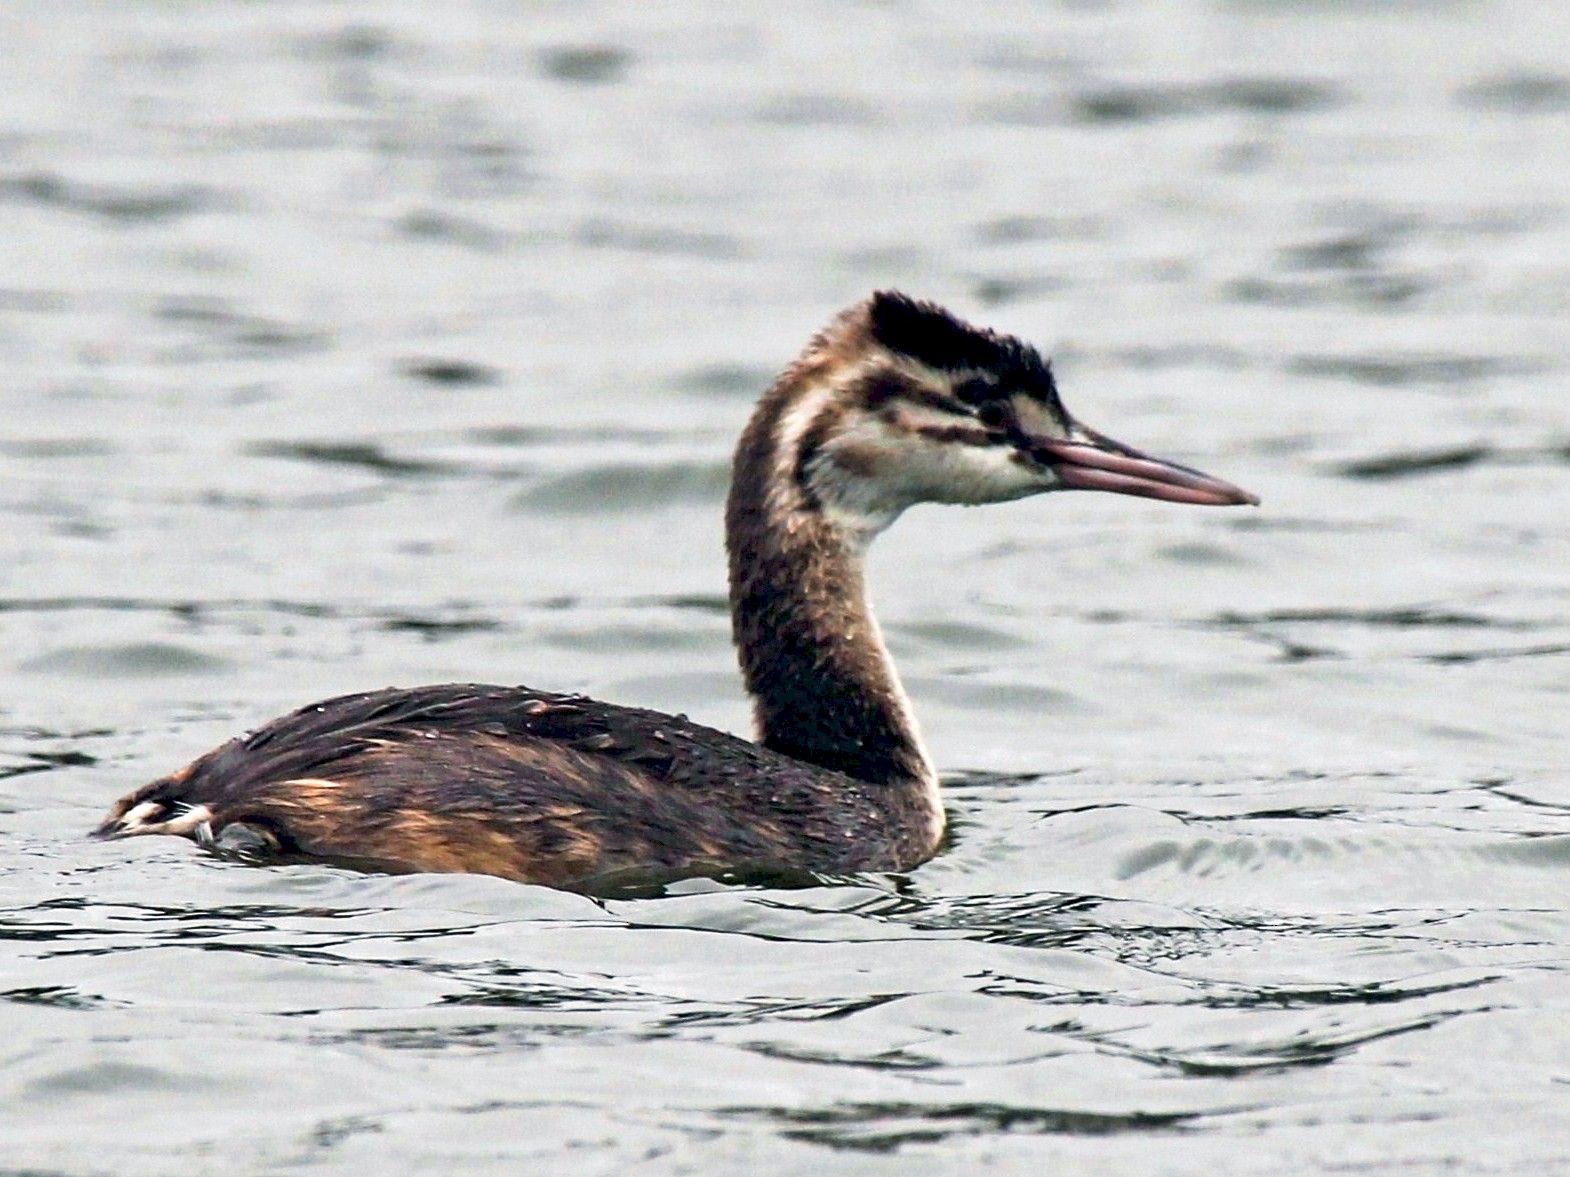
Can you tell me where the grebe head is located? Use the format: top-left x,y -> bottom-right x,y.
780,291 -> 1257,538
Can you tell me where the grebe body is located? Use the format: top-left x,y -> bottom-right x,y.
94,293 -> 1256,886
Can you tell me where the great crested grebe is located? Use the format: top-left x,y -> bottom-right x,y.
94,292 -> 1256,887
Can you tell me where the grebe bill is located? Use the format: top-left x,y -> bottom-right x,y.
94,292 -> 1257,887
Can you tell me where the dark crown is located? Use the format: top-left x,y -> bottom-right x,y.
866,291 -> 1060,404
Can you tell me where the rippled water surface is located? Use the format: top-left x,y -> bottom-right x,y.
3,2 -> 1568,1173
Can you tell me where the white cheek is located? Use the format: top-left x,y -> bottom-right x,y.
857,415 -> 1053,506
815,419 -> 1057,524
918,444 -> 1054,505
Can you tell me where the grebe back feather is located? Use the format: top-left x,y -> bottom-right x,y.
94,292 -> 1256,887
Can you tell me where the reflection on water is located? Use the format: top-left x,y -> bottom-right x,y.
3,1 -> 1570,1173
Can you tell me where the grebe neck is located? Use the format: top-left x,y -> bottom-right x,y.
725,367 -> 934,792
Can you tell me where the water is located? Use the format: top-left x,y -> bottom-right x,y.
3,2 -> 1568,1172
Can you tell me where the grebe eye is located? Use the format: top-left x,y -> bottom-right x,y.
976,401 -> 1007,429
954,378 -> 994,405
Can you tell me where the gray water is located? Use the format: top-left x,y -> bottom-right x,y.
3,2 -> 1569,1173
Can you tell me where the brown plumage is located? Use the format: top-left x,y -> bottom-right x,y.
97,684 -> 936,886
94,292 -> 1257,887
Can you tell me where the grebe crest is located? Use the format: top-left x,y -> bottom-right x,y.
96,292 -> 1257,889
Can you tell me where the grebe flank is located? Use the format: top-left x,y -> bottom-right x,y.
94,292 -> 1257,887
